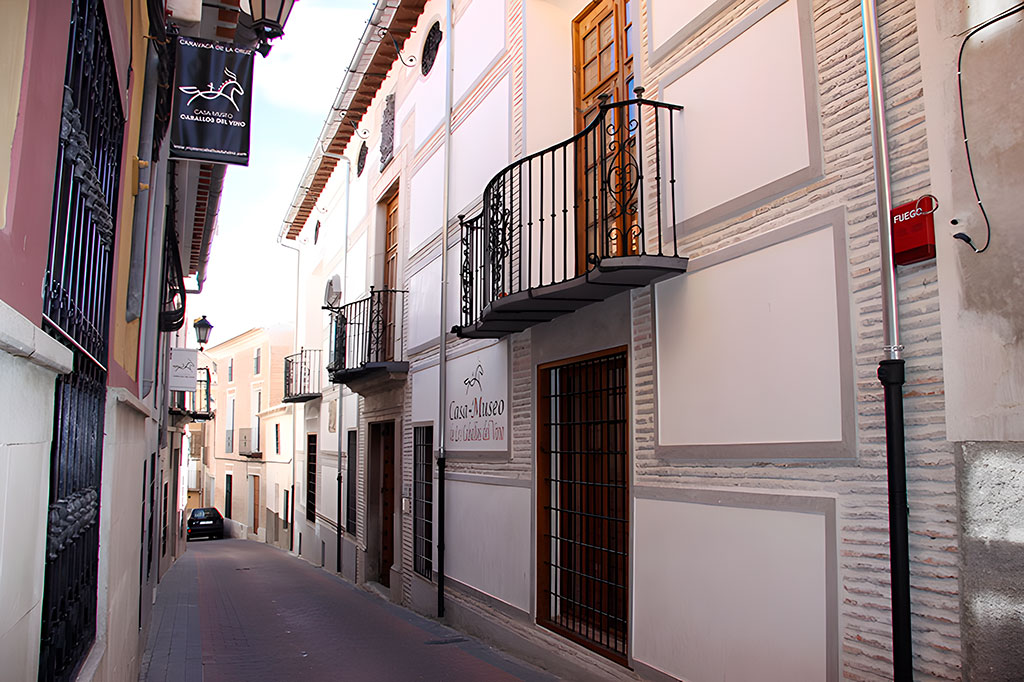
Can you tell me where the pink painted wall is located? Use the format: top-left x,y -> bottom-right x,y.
0,1 -> 71,325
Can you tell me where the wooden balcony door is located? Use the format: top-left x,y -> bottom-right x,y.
381,193 -> 400,362
573,0 -> 638,271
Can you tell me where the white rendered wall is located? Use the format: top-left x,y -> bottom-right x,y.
661,0 -> 811,224
321,463 -> 338,524
346,234 -> 368,300
342,394 -> 358,432
453,0 -> 506,103
0,349 -> 64,681
408,257 -> 442,348
412,16 -> 447,148
450,77 -> 510,217
522,0 -> 577,153
648,0 -> 727,56
409,147 -> 446,254
86,394 -> 153,681
412,365 -> 440,425
633,497 -> 827,681
446,478 -> 530,611
656,225 -> 843,446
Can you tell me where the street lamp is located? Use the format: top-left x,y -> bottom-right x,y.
193,315 -> 213,351
243,0 -> 296,41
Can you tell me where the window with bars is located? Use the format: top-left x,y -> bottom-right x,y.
538,350 -> 629,662
346,430 -> 357,534
306,434 -> 317,522
38,0 -> 124,676
413,426 -> 433,579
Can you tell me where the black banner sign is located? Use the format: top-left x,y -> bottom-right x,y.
170,37 -> 254,165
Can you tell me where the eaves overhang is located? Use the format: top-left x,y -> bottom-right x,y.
279,0 -> 427,241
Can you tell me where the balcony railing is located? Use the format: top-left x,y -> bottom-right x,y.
283,349 -> 322,403
456,96 -> 688,338
169,367 -> 213,420
327,288 -> 408,391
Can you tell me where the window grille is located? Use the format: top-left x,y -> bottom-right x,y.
357,141 -> 367,177
538,351 -> 629,661
346,430 -> 357,534
38,0 -> 124,677
306,435 -> 317,522
421,22 -> 442,76
413,426 -> 433,579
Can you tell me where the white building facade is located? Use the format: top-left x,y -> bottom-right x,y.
279,1 -> 1024,680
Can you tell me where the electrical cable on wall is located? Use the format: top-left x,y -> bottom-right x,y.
953,1 -> 1024,254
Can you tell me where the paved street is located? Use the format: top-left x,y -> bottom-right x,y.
141,539 -> 557,682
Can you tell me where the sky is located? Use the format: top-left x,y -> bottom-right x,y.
187,0 -> 372,346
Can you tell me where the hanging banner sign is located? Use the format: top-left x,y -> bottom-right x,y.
446,343 -> 508,452
169,348 -> 199,392
170,37 -> 254,165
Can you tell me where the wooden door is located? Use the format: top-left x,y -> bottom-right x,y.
252,475 -> 260,533
379,421 -> 395,587
380,194 -> 400,362
573,0 -> 638,268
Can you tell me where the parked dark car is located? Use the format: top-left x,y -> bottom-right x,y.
187,507 -> 224,540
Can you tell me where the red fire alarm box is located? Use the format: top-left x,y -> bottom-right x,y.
890,195 -> 937,265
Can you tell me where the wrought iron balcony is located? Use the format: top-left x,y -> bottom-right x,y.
455,96 -> 689,338
169,367 -> 214,421
327,288 -> 408,394
283,349 -> 322,403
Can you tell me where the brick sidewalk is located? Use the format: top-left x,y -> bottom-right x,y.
140,539 -> 558,681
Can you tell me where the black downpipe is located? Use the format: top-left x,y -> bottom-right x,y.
437,454 -> 446,618
290,484 -> 295,552
879,359 -> 912,680
337,470 -> 342,572
344,466 -> 348,569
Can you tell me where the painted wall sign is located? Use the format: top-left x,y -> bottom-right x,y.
446,343 -> 508,452
169,348 -> 198,392
170,37 -> 254,165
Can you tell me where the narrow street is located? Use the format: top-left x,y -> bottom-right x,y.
141,539 -> 556,682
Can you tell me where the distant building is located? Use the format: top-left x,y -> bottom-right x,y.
203,327 -> 293,547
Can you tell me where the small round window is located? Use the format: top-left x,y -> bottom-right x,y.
356,141 -> 368,177
421,22 -> 442,77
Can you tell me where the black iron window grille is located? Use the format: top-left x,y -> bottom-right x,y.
284,349 -> 322,401
457,97 -> 685,333
326,288 -> 406,382
421,22 -> 442,76
306,435 -> 317,523
413,426 -> 433,579
357,141 -> 368,177
158,215 -> 186,332
345,430 -> 357,534
538,351 -> 629,662
39,0 -> 124,678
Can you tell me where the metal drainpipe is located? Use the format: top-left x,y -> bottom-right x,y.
862,1 -> 911,678
278,235 -> 302,554
436,0 -> 455,620
329,155 -> 352,573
